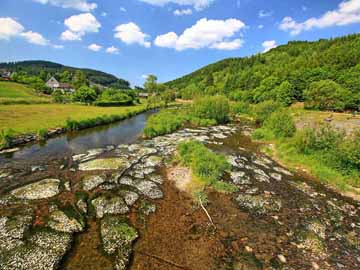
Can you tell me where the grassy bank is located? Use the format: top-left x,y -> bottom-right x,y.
0,81 -> 51,105
0,103 -> 148,135
242,101 -> 360,195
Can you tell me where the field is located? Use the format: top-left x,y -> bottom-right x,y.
0,81 -> 51,104
0,103 -> 147,135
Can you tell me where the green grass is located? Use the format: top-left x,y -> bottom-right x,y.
0,81 -> 51,104
0,103 -> 148,135
177,141 -> 238,193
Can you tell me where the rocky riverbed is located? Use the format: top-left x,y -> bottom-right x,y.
0,124 -> 359,270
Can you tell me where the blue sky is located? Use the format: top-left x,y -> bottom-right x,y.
0,0 -> 360,86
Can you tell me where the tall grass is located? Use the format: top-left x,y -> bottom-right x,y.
177,141 -> 238,193
0,129 -> 15,149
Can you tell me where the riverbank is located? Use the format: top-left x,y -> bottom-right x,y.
0,103 -> 157,150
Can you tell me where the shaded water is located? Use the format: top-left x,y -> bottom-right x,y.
0,110 -> 157,167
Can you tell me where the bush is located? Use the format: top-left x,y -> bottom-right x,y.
0,129 -> 15,148
177,141 -> 236,192
337,130 -> 360,171
252,100 -> 283,124
192,95 -> 230,124
230,101 -> 251,115
94,89 -> 136,107
263,110 -> 296,138
304,80 -> 352,111
73,85 -> 98,104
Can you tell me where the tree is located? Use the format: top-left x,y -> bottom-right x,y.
59,70 -> 72,83
73,70 -> 87,89
161,89 -> 176,106
304,80 -> 352,111
73,85 -> 97,104
144,75 -> 158,94
275,81 -> 296,106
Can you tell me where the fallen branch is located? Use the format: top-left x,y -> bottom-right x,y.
137,250 -> 190,269
198,195 -> 216,229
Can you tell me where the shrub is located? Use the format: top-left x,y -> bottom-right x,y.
337,130 -> 360,171
252,100 -> 283,124
192,95 -> 230,124
177,141 -> 235,192
0,129 -> 15,148
230,101 -> 251,115
263,110 -> 296,138
73,85 -> 98,104
292,124 -> 343,154
304,80 -> 352,111
37,128 -> 48,141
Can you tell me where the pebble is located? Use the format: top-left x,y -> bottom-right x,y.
277,254 -> 287,263
311,262 -> 319,269
245,246 -> 253,253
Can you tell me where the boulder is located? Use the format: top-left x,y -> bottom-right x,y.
48,210 -> 84,233
82,175 -> 106,191
230,171 -> 251,185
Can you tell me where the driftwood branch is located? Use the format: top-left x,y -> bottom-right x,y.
137,250 -> 190,269
198,196 -> 216,229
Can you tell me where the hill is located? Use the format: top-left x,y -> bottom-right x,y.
166,33 -> 360,107
0,60 -> 130,89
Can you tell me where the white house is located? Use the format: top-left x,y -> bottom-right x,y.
46,77 -> 75,93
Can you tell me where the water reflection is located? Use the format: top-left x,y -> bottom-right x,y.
0,110 -> 157,166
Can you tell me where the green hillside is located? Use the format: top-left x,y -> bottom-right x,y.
0,81 -> 51,104
0,60 -> 130,89
167,34 -> 360,109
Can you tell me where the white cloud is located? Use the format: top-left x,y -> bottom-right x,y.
32,0 -> 97,12
106,46 -> 120,54
0,17 -> 53,47
0,17 -> 24,40
259,10 -> 273,18
60,30 -> 82,40
210,39 -> 243,50
138,0 -> 214,11
262,40 -> 277,53
154,18 -> 246,51
20,31 -> 49,45
101,12 -> 107,17
53,44 -> 64,49
88,43 -> 102,51
280,0 -> 360,35
120,7 -> 127,12
61,13 -> 101,41
114,22 -> 151,48
258,24 -> 264,29
174,8 -> 193,16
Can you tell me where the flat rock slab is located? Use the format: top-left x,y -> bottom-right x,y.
82,175 -> 106,191
101,216 -> 138,270
91,195 -> 129,218
48,210 -> 84,233
10,179 -> 61,200
78,158 -> 129,171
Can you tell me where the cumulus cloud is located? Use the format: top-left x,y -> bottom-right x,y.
0,17 -> 51,46
279,0 -> 360,35
138,0 -> 214,11
61,13 -> 101,41
258,24 -> 264,29
0,17 -> 24,40
20,31 -> 49,45
174,9 -> 193,16
154,18 -> 245,51
32,0 -> 97,12
88,43 -> 102,51
114,22 -> 151,48
106,46 -> 120,54
120,7 -> 127,12
262,40 -> 277,53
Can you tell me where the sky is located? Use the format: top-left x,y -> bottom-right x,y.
0,0 -> 360,87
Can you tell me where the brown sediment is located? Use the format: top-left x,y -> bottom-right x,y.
131,171 -> 226,270
62,220 -> 113,270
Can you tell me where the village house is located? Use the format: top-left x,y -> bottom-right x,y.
0,69 -> 12,81
46,76 -> 75,93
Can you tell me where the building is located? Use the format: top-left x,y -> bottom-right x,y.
0,69 -> 12,80
138,92 -> 149,98
46,76 -> 75,93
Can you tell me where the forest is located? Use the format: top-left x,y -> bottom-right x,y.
0,60 -> 130,89
166,34 -> 360,111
